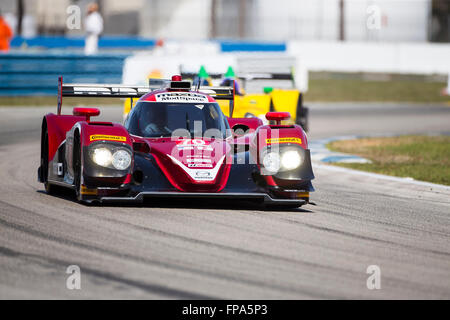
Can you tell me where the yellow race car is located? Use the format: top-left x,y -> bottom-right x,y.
182,68 -> 309,132
123,69 -> 309,132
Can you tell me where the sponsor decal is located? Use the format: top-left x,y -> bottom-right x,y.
155,92 -> 208,103
168,155 -> 226,182
187,157 -> 213,168
80,185 -> 98,195
187,158 -> 212,163
90,134 -> 126,142
176,139 -> 213,151
188,163 -> 213,168
266,137 -> 302,145
196,171 -> 211,177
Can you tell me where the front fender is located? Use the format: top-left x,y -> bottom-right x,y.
71,121 -> 134,187
251,124 -> 314,185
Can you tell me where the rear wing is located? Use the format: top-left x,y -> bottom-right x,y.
198,83 -> 235,117
198,86 -> 234,100
180,69 -> 295,93
180,70 -> 294,82
239,72 -> 293,81
57,76 -> 236,116
236,73 -> 295,91
57,76 -> 153,115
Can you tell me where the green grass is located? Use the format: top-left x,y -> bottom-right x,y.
327,135 -> 450,186
305,79 -> 449,103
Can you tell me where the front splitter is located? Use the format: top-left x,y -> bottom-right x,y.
99,191 -> 306,205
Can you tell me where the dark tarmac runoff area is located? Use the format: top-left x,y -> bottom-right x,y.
0,102 -> 449,299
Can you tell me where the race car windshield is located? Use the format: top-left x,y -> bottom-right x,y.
126,102 -> 230,139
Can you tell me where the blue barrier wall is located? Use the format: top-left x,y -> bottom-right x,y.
1,38 -> 287,96
11,36 -> 156,49
11,36 -> 286,52
219,41 -> 286,52
0,53 -> 129,96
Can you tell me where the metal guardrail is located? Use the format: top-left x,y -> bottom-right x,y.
0,53 -> 129,96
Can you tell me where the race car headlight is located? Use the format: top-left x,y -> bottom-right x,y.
112,150 -> 131,170
261,147 -> 304,174
91,146 -> 132,170
280,150 -> 303,170
92,148 -> 112,167
262,152 -> 280,172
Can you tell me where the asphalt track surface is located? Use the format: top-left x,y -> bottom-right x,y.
0,103 -> 449,299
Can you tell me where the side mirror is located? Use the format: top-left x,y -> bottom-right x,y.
73,107 -> 100,122
265,111 -> 290,125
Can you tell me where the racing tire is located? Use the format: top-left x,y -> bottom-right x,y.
41,130 -> 55,195
73,132 -> 83,202
296,106 -> 309,132
295,93 -> 309,132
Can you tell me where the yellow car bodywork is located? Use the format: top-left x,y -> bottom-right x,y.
123,98 -> 138,120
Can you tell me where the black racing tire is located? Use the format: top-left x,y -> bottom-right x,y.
41,130 -> 56,195
295,93 -> 309,132
44,181 -> 55,194
296,106 -> 309,132
73,132 -> 82,202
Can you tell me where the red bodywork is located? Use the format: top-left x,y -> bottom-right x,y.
44,113 -> 85,161
132,136 -> 232,192
40,76 -> 314,205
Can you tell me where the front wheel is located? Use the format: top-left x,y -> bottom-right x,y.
44,181 -> 55,194
73,133 -> 83,202
41,130 -> 56,194
296,106 -> 309,132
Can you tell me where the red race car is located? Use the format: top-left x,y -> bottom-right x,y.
38,75 -> 314,208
